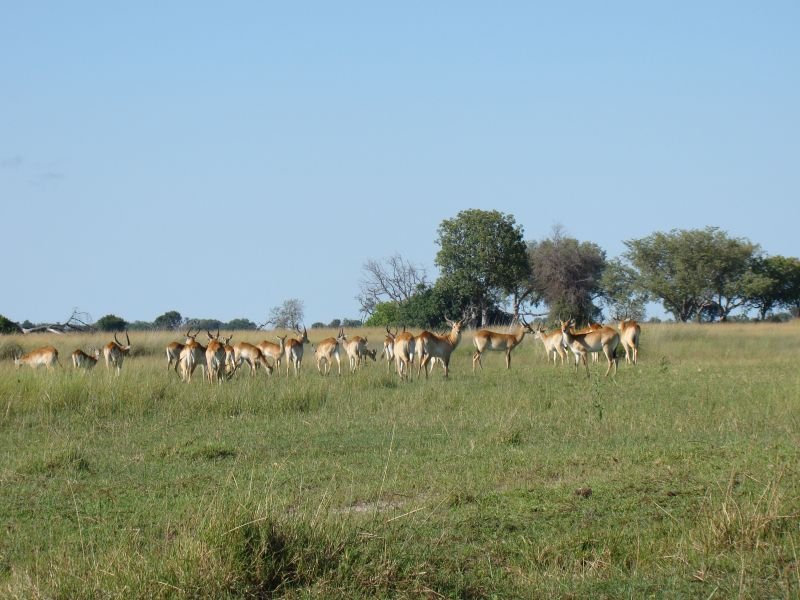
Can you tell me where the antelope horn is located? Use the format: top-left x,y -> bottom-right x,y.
125,330 -> 130,346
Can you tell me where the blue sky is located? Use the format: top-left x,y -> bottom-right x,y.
2,2 -> 798,325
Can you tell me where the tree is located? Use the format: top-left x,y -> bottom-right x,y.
0,314 -> 21,334
599,258 -> 649,321
225,318 -> 258,330
357,254 -> 428,318
266,299 -> 305,329
435,209 -> 531,326
528,226 -> 607,324
153,310 -> 183,330
624,227 -> 760,322
747,255 -> 800,320
95,314 -> 128,332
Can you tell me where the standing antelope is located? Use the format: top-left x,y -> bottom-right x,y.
258,335 -> 286,374
471,318 -> 534,372
179,335 -> 207,382
166,328 -> 199,373
284,325 -> 309,376
314,328 -> 345,376
104,331 -> 131,375
618,319 -> 641,365
393,328 -> 416,380
417,316 -> 464,378
222,334 -> 237,376
343,333 -> 370,373
232,341 -> 272,376
381,326 -> 397,372
205,330 -> 228,383
559,319 -> 619,377
534,325 -> 568,366
71,348 -> 100,370
14,346 -> 60,370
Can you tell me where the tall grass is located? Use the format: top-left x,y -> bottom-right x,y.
0,323 -> 798,597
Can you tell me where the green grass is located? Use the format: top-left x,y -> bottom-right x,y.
1,323 -> 799,598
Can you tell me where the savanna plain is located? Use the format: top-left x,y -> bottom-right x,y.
0,323 -> 798,599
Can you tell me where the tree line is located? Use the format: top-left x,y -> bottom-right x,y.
358,210 -> 800,328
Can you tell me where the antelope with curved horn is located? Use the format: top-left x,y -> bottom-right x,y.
559,319 -> 619,377
179,334 -> 207,382
14,346 -> 60,370
417,315 -> 464,378
104,330 -> 131,375
471,317 -> 534,372
72,348 -> 100,370
205,329 -> 228,384
284,325 -> 309,376
618,318 -> 641,365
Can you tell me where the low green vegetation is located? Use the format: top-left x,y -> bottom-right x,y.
1,323 -> 798,598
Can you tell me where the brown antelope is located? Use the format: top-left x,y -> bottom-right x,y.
258,335 -> 286,373
166,328 -> 199,373
179,336 -> 207,382
14,346 -> 60,370
232,341 -> 272,376
342,333 -> 370,373
381,326 -> 397,372
71,348 -> 100,370
417,316 -> 464,378
618,319 -> 641,365
471,318 -> 534,372
393,328 -> 416,380
205,330 -> 228,383
284,325 -> 309,376
314,329 -> 345,376
559,319 -> 619,377
534,325 -> 568,366
222,334 -> 237,376
104,331 -> 131,375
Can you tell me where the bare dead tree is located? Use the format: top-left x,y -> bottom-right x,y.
20,308 -> 95,334
357,254 -> 428,317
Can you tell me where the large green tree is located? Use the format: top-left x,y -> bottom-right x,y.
435,209 -> 530,326
747,255 -> 800,320
624,227 -> 760,322
153,310 -> 183,330
527,226 -> 607,324
599,258 -> 649,321
95,314 -> 128,332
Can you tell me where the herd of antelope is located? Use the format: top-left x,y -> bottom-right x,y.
9,318 -> 642,380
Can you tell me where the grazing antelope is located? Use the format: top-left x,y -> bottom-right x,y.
166,328 -> 199,373
14,346 -> 60,370
258,335 -> 286,374
559,319 -> 619,377
381,326 -> 397,372
232,341 -> 272,376
618,319 -> 641,365
314,329 -> 345,376
284,325 -> 309,376
534,325 -> 568,366
417,316 -> 464,378
71,348 -> 100,370
104,331 -> 131,375
205,330 -> 228,383
471,318 -> 534,372
393,328 -> 416,380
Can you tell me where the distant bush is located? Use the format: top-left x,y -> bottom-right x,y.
311,322 -> 326,329
95,314 -> 128,332
0,314 -> 21,334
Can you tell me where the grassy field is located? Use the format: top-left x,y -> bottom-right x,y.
0,323 -> 798,598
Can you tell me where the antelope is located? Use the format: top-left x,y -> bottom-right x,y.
14,346 -> 60,370
179,336 -> 207,382
284,325 -> 309,376
618,319 -> 641,365
258,335 -> 286,374
417,316 -> 464,378
205,330 -> 228,383
393,328 -> 416,380
534,325 -> 568,366
471,318 -> 534,372
559,319 -> 619,377
343,333 -> 370,373
232,341 -> 272,376
104,331 -> 131,375
222,334 -> 237,376
360,347 -> 378,364
166,328 -> 199,373
314,328 -> 345,376
71,348 -> 100,370
381,326 -> 397,372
